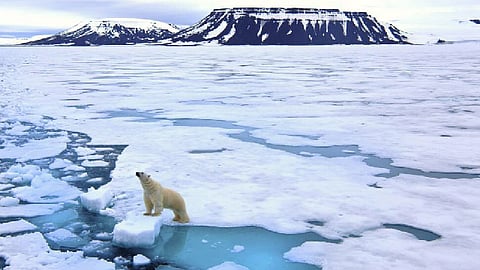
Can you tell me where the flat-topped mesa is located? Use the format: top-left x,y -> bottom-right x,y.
171,7 -> 408,45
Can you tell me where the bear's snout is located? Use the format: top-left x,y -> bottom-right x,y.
135,172 -> 142,177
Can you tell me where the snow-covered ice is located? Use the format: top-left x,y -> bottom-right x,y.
0,220 -> 36,235
44,228 -> 88,249
112,212 -> 163,247
132,254 -> 151,266
0,197 -> 20,207
11,168 -> 80,203
80,187 -> 114,213
1,44 -> 479,269
0,232 -> 113,270
208,261 -> 249,270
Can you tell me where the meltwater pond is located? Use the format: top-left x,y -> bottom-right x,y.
121,225 -> 337,270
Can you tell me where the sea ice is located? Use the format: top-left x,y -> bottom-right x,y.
44,228 -> 88,249
208,261 -> 249,270
230,245 -> 245,253
0,136 -> 68,161
133,254 -> 151,266
0,232 -> 113,269
0,204 -> 63,218
0,184 -> 14,191
2,44 -> 480,270
80,187 -> 114,213
81,160 -> 109,167
0,219 -> 36,235
112,212 -> 163,247
49,158 -> 73,169
12,170 -> 80,203
0,164 -> 40,185
0,197 -> 20,207
63,164 -> 86,171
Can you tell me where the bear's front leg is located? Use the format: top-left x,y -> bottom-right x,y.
152,199 -> 163,216
143,193 -> 153,216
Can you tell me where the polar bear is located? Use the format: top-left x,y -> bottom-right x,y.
135,171 -> 190,223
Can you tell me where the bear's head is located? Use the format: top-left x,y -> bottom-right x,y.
135,171 -> 151,182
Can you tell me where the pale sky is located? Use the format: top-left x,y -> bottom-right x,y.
1,0 -> 479,37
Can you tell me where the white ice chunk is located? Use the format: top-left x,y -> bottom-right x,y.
112,212 -> 162,247
0,203 -> 63,218
230,245 -> 245,253
0,164 -> 41,185
0,232 -> 113,269
49,158 -> 73,169
0,219 -> 36,235
12,172 -> 80,203
133,254 -> 151,266
208,261 -> 249,270
0,184 -> 14,191
0,197 -> 20,207
80,187 -> 114,213
0,136 -> 68,161
78,154 -> 104,160
81,160 -> 109,167
63,165 -> 86,171
86,177 -> 103,184
45,228 -> 88,249
75,147 -> 96,156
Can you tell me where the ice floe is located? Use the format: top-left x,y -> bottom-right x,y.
132,254 -> 151,266
80,187 -> 114,213
0,232 -> 113,269
0,197 -> 20,207
44,228 -> 88,249
11,169 -> 80,203
0,220 -> 37,235
112,212 -> 163,247
208,261 -> 249,270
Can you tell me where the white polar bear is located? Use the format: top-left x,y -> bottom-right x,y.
135,171 -> 190,223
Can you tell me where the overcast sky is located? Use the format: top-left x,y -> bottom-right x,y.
1,0 -> 479,37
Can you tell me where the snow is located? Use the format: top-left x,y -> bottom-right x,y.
0,220 -> 36,235
62,18 -> 179,36
112,212 -> 163,247
1,44 -> 480,269
80,187 -> 114,213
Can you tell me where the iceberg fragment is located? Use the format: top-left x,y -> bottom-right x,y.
80,187 -> 114,213
112,212 -> 162,247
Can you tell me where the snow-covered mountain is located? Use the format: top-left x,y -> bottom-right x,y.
169,8 -> 408,45
24,18 -> 180,46
471,19 -> 480,25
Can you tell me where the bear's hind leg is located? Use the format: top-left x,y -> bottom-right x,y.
173,210 -> 189,223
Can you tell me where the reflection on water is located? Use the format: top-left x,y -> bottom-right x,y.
127,225 -> 336,270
